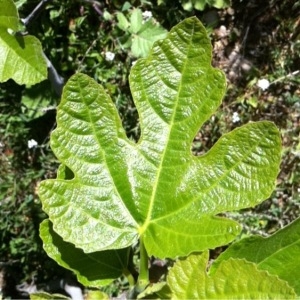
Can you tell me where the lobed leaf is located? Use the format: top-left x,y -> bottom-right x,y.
211,217 -> 300,295
38,17 -> 281,260
167,251 -> 296,299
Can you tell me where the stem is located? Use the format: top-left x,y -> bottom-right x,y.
123,269 -> 136,287
43,53 -> 65,97
21,0 -> 53,27
136,237 -> 149,292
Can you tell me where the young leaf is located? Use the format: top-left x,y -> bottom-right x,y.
211,217 -> 300,295
0,0 -> 47,85
129,8 -> 143,34
40,219 -> 131,287
116,12 -> 129,31
167,251 -> 296,299
131,19 -> 167,57
38,17 -> 281,259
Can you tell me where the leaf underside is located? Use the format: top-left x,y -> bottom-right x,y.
38,17 -> 281,261
40,219 -> 130,287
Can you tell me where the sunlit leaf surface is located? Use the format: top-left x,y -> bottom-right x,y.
38,17 -> 281,259
0,0 -> 47,85
212,217 -> 300,295
167,251 -> 296,299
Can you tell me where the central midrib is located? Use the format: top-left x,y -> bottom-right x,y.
139,26 -> 194,235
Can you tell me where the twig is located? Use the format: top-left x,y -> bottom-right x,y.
43,53 -> 65,97
79,0 -> 103,16
21,0 -> 54,27
77,36 -> 99,73
270,70 -> 300,85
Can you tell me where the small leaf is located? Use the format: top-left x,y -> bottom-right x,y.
211,0 -> 230,9
167,251 -> 296,299
40,220 -> 130,287
212,217 -> 300,295
0,0 -> 19,30
130,8 -> 143,34
194,0 -> 207,11
116,12 -> 129,31
181,1 -> 194,11
131,19 -> 167,57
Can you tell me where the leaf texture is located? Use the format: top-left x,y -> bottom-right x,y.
212,217 -> 300,295
0,0 -> 47,85
167,251 -> 296,299
38,17 -> 281,259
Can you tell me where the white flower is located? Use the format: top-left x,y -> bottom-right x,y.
104,51 -> 115,62
257,79 -> 270,91
28,139 -> 38,149
142,10 -> 152,21
232,111 -> 240,123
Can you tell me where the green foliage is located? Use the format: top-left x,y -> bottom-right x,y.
1,0 -> 299,298
116,8 -> 167,57
38,17 -> 280,259
0,107 -> 53,288
158,0 -> 230,11
40,219 -> 131,287
212,217 -> 300,295
0,0 -> 47,85
167,251 -> 296,299
37,17 -> 283,296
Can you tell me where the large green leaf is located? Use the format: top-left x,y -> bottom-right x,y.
0,0 -> 47,85
211,217 -> 300,295
40,219 -> 130,287
167,251 -> 296,299
38,17 -> 281,259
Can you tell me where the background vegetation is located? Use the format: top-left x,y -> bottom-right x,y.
0,0 -> 299,297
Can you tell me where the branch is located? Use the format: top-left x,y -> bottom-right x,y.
43,53 -> 65,97
79,0 -> 103,16
21,0 -> 54,27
